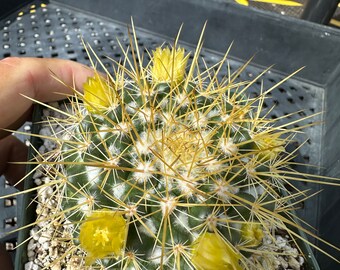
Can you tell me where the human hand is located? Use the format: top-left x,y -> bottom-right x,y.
0,57 -> 93,269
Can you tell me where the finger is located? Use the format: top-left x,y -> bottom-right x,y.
0,57 -> 94,139
0,135 -> 28,190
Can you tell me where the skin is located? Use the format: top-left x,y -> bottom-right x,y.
0,57 -> 93,269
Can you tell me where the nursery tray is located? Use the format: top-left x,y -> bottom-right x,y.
0,0 -> 339,269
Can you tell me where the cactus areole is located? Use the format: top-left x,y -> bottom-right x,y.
54,43 -> 308,269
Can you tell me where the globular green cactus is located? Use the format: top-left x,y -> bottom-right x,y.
54,42 -> 297,270
24,31 -> 339,270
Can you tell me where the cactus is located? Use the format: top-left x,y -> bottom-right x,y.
17,28 -> 340,269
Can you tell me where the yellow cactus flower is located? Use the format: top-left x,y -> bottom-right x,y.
240,223 -> 264,247
191,232 -> 242,270
79,210 -> 127,265
151,47 -> 188,83
254,133 -> 285,160
83,74 -> 114,113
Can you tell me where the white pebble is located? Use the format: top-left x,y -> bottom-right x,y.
278,256 -> 289,268
299,256 -> 305,265
34,178 -> 42,186
38,145 -> 46,154
42,242 -> 49,250
289,256 -> 301,270
25,261 -> 40,270
42,176 -> 51,184
27,239 -> 36,251
33,169 -> 43,179
30,228 -> 40,241
39,127 -> 51,136
27,250 -> 35,260
276,236 -> 287,248
42,109 -> 50,117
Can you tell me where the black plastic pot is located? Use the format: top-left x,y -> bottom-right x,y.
0,0 -> 339,269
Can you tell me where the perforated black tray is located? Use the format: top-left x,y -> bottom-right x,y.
1,0 -> 340,269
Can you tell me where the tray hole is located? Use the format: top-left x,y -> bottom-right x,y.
287,97 -> 295,104
4,180 -> 10,188
299,96 -> 304,101
271,114 -> 278,119
18,35 -> 25,42
303,155 -> 310,162
298,201 -> 305,209
35,40 -> 41,45
278,87 -> 286,94
3,52 -> 11,58
70,57 -> 77,61
129,50 -> 137,55
18,50 -> 26,55
18,42 -> 26,47
67,49 -> 75,54
51,52 -> 58,58
298,111 -> 307,117
3,44 -> 10,49
114,53 -> 121,58
268,78 -> 276,83
4,217 -> 17,228
3,31 -> 9,38
310,108 -> 315,113
4,198 -> 17,207
283,112 -> 292,119
5,241 -> 16,251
